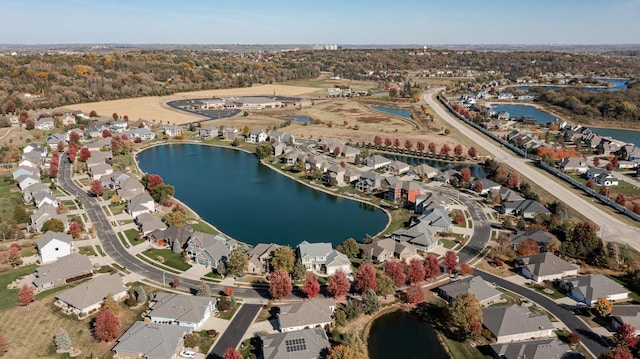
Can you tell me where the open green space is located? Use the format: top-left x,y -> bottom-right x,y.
0,264 -> 37,310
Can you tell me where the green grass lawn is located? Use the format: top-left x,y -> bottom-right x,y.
110,203 -> 126,215
188,220 -> 219,235
141,248 -> 192,271
0,178 -> 24,224
0,264 -> 37,310
77,246 -> 96,256
385,208 -> 414,234
124,228 -> 145,246
441,334 -> 492,359
95,245 -> 106,256
532,284 -> 566,300
218,303 -> 241,320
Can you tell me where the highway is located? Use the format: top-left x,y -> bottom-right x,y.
425,89 -> 640,248
57,155 -> 270,299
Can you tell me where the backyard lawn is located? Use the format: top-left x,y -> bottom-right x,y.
0,264 -> 37,310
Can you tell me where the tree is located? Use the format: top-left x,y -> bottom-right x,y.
616,194 -> 627,207
135,286 -> 147,304
594,297 -> 613,317
149,183 -> 175,204
271,246 -> 295,273
303,272 -> 320,299
460,167 -> 472,183
13,204 -> 30,223
444,250 -> 458,273
227,247 -> 248,277
172,278 -> 180,288
406,258 -> 426,284
355,263 -> 377,294
440,144 -> 451,155
292,258 -> 306,281
517,238 -> 540,256
507,172 -> 519,189
171,239 -> 182,254
93,309 -> 120,342
567,332 -> 581,346
428,142 -> 437,153
600,348 -> 633,359
361,289 -> 380,314
49,163 -> 59,178
600,185 -> 611,198
216,261 -> 228,277
269,270 -> 292,299
79,147 -> 91,162
405,284 -> 424,304
42,218 -> 65,233
384,138 -> 392,147
337,238 -> 360,258
373,136 -> 382,146
458,263 -> 474,276
393,138 -> 400,148
90,180 -> 105,196
448,293 -> 482,338
444,128 -> 451,135
328,270 -> 350,298
222,348 -> 243,359
416,141 -> 425,151
587,178 -> 595,189
376,271 -> 395,297
474,181 -> 483,194
101,293 -> 118,312
8,245 -> 22,266
165,209 -> 186,227
384,260 -> 406,288
404,139 -> 413,150
424,254 -> 441,280
196,281 -> 211,297
454,144 -> 463,156
613,323 -> 638,349
634,203 -> 640,216
327,345 -> 350,359
69,221 -> 82,239
54,328 -> 73,351
145,174 -> 164,189
468,147 -> 477,158
18,284 -> 35,306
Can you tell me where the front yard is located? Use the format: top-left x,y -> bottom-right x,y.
141,248 -> 192,271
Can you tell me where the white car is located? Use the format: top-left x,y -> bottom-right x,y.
180,350 -> 197,359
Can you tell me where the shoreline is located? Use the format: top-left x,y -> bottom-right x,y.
132,141 -> 392,246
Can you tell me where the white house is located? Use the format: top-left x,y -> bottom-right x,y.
559,274 -> 630,305
36,231 -> 74,264
147,293 -> 216,330
297,241 -> 351,276
482,305 -> 554,343
246,129 -> 268,143
127,193 -> 155,218
516,253 -> 579,283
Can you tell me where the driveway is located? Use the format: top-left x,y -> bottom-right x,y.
208,304 -> 262,358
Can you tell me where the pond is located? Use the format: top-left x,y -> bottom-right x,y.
516,78 -> 629,92
280,115 -> 312,123
368,310 -> 448,359
372,106 -> 412,120
136,144 -> 388,247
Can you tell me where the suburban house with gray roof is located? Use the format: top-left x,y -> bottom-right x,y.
112,321 -> 190,359
127,193 -> 155,218
36,231 -> 74,264
117,177 -> 146,201
502,199 -> 551,219
490,338 -> 577,359
278,298 -> 335,332
410,164 -> 439,180
12,166 -> 38,181
559,274 -> 630,305
32,253 -> 93,290
610,306 -> 640,336
437,276 -> 502,306
246,243 -> 280,275
261,327 -> 330,359
30,204 -> 69,232
127,127 -> 156,141
391,219 -> 440,252
221,127 -> 239,141
482,305 -> 555,343
355,171 -> 383,193
33,191 -> 60,208
364,154 -> 391,169
511,230 -> 557,252
297,241 -> 351,276
147,293 -> 216,330
136,213 -> 167,235
414,192 -> 452,214
22,182 -> 51,203
415,208 -> 452,233
55,274 -> 127,317
362,238 -> 417,263
246,128 -> 268,143
559,157 -> 588,174
186,232 -> 232,268
147,225 -> 194,248
515,253 -> 579,283
87,162 -> 113,181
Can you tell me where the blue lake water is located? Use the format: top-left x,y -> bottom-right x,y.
280,116 -> 311,123
491,104 -> 558,124
586,127 -> 640,146
517,78 -> 629,92
136,144 -> 388,247
372,106 -> 412,119
368,311 -> 447,359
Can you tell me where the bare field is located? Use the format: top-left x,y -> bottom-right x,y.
58,84 -> 319,126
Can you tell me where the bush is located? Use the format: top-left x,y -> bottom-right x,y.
156,256 -> 164,263
184,333 -> 200,348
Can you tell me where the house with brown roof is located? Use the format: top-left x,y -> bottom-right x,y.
362,238 -> 417,263
246,243 -> 280,275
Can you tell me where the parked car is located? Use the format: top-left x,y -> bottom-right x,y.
180,350 -> 197,359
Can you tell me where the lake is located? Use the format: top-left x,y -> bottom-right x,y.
586,127 -> 640,146
280,115 -> 311,123
368,310 -> 448,359
136,144 -> 388,247
372,106 -> 412,119
516,78 -> 629,92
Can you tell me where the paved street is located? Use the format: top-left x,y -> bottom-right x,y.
477,270 -> 608,357
208,304 -> 262,358
425,90 -> 640,248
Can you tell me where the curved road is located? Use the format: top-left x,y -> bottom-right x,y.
425,89 -> 640,248
477,269 -> 608,357
58,155 -> 269,300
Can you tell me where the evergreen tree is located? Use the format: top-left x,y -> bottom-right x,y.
171,239 -> 182,254
196,281 -> 211,297
54,328 -> 73,351
292,258 -> 306,281
135,286 -> 147,304
361,289 -> 380,314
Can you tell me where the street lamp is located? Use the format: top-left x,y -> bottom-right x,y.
163,272 -> 166,287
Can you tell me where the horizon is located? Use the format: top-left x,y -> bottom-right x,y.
2,0 -> 640,45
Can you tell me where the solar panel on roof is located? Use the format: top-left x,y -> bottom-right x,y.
285,338 -> 307,352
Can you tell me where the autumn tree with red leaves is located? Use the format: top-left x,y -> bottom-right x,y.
474,181 -> 483,194
454,144 -> 464,156
444,250 -> 458,273
587,179 -> 595,189
428,142 -> 437,153
517,238 -> 540,256
613,323 -> 638,349
93,309 -> 120,342
102,129 -> 112,138
405,284 -> 424,304
90,180 -> 105,197
507,172 -> 519,189
393,138 -> 400,148
416,141 -> 425,151
458,263 -> 474,276
355,263 -> 378,294
49,163 -> 59,178
384,260 -> 406,287
79,147 -> 91,162
634,203 -> 640,215
145,174 -> 164,189
222,348 -> 243,359
269,270 -> 292,300
594,157 -> 601,166
374,136 -> 382,146
18,284 -> 35,306
601,348 -> 633,359
69,221 -> 82,239
327,270 -> 350,298
406,258 -> 426,284
424,254 -> 441,280
468,147 -> 477,158
404,140 -> 413,150
460,167 -> 472,183
68,142 -> 77,162
384,138 -> 392,147
440,144 -> 451,155
616,194 -> 627,207
303,272 -> 320,299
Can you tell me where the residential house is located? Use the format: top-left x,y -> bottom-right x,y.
385,160 -> 411,175
384,181 -> 403,203
30,204 -> 69,232
246,243 -> 280,275
598,141 -> 620,155
491,188 -> 525,204
117,177 -> 146,201
162,125 -> 183,137
22,182 -> 50,203
362,238 -> 417,263
18,158 -> 40,169
85,149 -> 113,167
401,181 -> 423,204
131,119 -> 153,129
318,138 -> 346,156
391,220 -> 440,252
482,305 -> 554,343
490,339 -> 576,359
355,171 -> 382,194
364,155 -> 391,169
84,124 -> 108,138
55,274 -> 127,316
269,131 -> 295,144
278,298 -> 335,332
13,166 -> 38,181
272,142 -> 288,156
59,113 -> 77,126
36,231 -> 74,264
515,253 -> 579,283
147,225 -> 194,248
136,213 -> 167,236
342,145 -> 360,158
65,128 -> 85,142
46,133 -> 66,148
35,117 -> 55,130
127,128 -> 156,141
502,199 -> 551,219
305,155 -> 327,172
559,157 -> 588,174
437,276 -> 502,306
559,274 -> 630,305
297,241 -> 351,276
109,120 -> 128,133
111,322 -> 190,359
16,174 -> 40,190
147,293 -> 216,330
322,165 -> 345,186
416,208 -> 452,233
511,230 -> 556,252
186,232 -> 231,268
469,179 -> 501,195
343,169 -> 360,184
433,169 -> 460,184
221,127 -> 239,141
610,306 -> 640,336
261,328 -> 331,359
32,253 -> 93,290
411,164 -> 439,180
246,129 -> 268,143
586,167 -> 609,180
595,173 -> 619,187
497,111 -> 510,121
415,192 -> 452,214
87,162 -> 113,181
23,143 -> 47,159
127,193 -> 155,218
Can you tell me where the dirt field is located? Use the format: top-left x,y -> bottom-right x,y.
58,84 -> 319,126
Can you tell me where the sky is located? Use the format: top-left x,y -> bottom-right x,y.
1,0 -> 639,45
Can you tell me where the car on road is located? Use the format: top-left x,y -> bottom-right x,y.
180,350 -> 197,358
